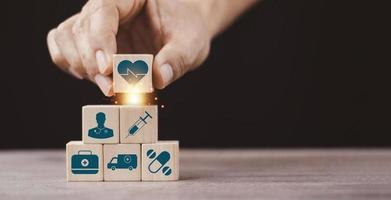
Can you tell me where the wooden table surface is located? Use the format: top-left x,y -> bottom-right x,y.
1,149 -> 391,200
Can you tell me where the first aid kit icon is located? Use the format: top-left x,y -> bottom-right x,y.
71,150 -> 99,174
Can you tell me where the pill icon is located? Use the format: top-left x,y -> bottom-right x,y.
147,150 -> 171,174
162,166 -> 172,176
146,149 -> 156,159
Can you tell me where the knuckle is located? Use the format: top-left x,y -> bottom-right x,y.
47,33 -> 63,64
71,18 -> 87,36
51,51 -> 64,65
56,22 -> 67,32
71,23 -> 80,36
53,30 -> 73,49
47,29 -> 56,44
47,28 -> 56,38
53,28 -> 64,42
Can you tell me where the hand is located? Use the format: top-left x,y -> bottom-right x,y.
47,0 -> 211,96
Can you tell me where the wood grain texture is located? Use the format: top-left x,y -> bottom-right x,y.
82,105 -> 120,144
1,149 -> 391,199
103,144 -> 141,181
141,141 -> 179,181
112,54 -> 154,93
66,141 -> 103,181
119,105 -> 158,144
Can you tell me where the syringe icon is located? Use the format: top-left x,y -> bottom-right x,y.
127,111 -> 153,137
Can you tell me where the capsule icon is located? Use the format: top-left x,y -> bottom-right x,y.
147,150 -> 171,175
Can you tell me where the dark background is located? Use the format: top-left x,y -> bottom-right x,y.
1,0 -> 390,148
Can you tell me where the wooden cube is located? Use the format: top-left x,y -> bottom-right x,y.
103,144 -> 141,181
141,141 -> 179,181
113,54 -> 154,94
82,105 -> 119,144
66,141 -> 103,181
120,105 -> 158,144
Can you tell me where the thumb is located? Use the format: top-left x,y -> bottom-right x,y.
153,40 -> 201,89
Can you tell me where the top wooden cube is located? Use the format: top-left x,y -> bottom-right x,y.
113,54 -> 154,94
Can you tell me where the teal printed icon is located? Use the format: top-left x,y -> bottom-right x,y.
88,112 -> 114,139
117,60 -> 148,85
127,111 -> 153,138
107,154 -> 137,171
71,150 -> 99,174
146,149 -> 172,176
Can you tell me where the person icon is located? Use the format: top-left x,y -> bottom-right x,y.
88,112 -> 114,139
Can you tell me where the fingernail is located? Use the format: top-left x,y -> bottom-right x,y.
96,50 -> 108,74
94,74 -> 113,96
160,64 -> 174,86
68,68 -> 83,80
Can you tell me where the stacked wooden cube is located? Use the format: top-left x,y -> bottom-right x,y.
66,54 -> 179,182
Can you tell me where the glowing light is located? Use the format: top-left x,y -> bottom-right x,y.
154,97 -> 158,101
161,105 -> 165,108
124,93 -> 145,105
124,81 -> 149,94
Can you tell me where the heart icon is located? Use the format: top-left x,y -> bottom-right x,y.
117,60 -> 149,85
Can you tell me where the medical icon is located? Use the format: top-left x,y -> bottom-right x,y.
126,111 -> 153,138
107,154 -> 137,171
71,150 -> 99,174
117,60 -> 149,85
88,112 -> 114,139
146,149 -> 172,176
